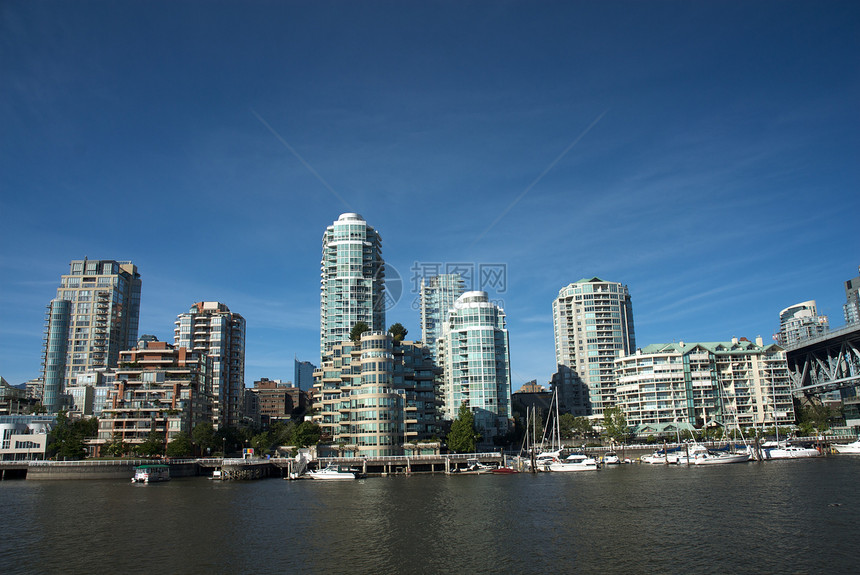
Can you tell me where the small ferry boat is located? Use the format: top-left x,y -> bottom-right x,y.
131,464 -> 170,483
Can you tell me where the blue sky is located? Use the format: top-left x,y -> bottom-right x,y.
2,1 -> 858,390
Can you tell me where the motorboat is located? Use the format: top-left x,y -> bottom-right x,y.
761,443 -> 821,460
131,464 -> 170,483
306,464 -> 357,480
832,439 -> 860,454
548,453 -> 598,472
603,451 -> 621,465
209,468 -> 223,480
462,458 -> 493,473
641,449 -> 680,465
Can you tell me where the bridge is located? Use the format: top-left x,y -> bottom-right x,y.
785,323 -> 860,395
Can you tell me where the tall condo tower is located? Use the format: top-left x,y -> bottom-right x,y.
320,213 -> 385,359
552,278 -> 635,417
419,274 -> 466,360
41,258 -> 141,412
174,302 -> 245,429
776,301 -> 829,346
844,267 -> 860,325
437,291 -> 512,439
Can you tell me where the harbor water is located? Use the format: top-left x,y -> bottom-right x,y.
1,457 -> 858,574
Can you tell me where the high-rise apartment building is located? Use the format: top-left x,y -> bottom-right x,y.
294,359 -> 316,392
437,291 -> 512,438
776,301 -> 829,347
41,258 -> 141,412
320,213 -> 385,359
312,332 -> 440,457
615,337 -> 794,430
174,302 -> 245,429
552,278 -> 635,417
420,274 -> 465,360
96,340 -> 212,454
844,267 -> 860,325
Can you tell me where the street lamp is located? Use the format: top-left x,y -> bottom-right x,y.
222,437 -> 226,460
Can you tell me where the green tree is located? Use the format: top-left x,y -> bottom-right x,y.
602,406 -> 629,444
568,416 -> 594,439
350,321 -> 370,343
270,420 -> 296,447
447,404 -> 482,453
291,422 -> 322,448
250,431 -> 272,455
192,422 -> 218,454
102,433 -> 128,457
165,431 -> 193,458
798,403 -> 832,436
388,323 -> 408,342
48,411 -> 96,460
135,431 -> 166,458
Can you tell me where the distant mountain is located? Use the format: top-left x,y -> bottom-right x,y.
13,383 -> 28,390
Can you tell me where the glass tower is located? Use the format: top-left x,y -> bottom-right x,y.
552,277 -> 635,417
776,301 -> 829,346
437,291 -> 511,438
41,258 -> 141,412
319,213 -> 385,359
419,274 -> 465,361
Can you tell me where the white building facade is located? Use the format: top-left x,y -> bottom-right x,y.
437,291 -> 512,438
615,338 -> 795,430
320,213 -> 385,359
552,278 -> 635,416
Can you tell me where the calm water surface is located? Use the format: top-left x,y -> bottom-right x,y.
1,457 -> 858,574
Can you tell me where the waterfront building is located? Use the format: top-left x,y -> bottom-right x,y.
437,291 -> 512,438
312,331 -> 440,457
844,267 -> 860,325
776,300 -> 829,346
40,258 -> 141,412
552,278 -> 636,417
174,302 -> 245,429
0,414 -> 54,461
66,368 -> 118,418
615,337 -> 795,431
247,378 -> 308,425
96,340 -> 212,453
0,377 -> 39,416
319,213 -> 385,359
419,274 -> 465,360
25,378 -> 43,402
294,359 -> 316,392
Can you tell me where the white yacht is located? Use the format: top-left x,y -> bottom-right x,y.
548,453 -> 599,472
832,439 -> 860,454
603,451 -> 621,465
307,464 -> 357,480
761,443 -> 821,460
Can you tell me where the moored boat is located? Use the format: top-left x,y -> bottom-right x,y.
548,453 -> 599,472
603,451 -> 621,465
832,439 -> 860,454
761,443 -> 821,460
693,451 -> 751,465
307,464 -> 357,480
131,464 -> 170,483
